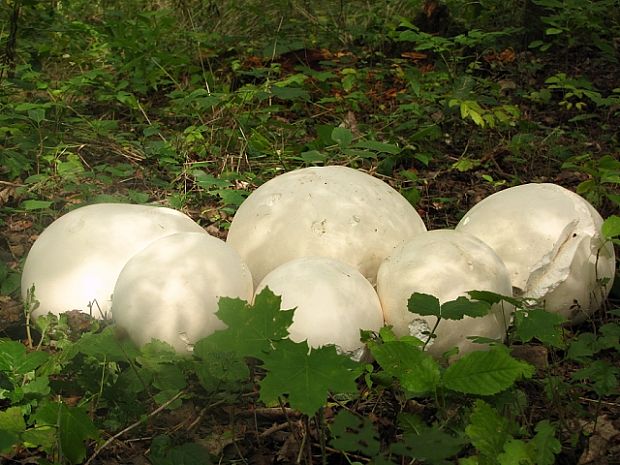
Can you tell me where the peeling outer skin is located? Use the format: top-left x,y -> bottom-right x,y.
377,230 -> 514,359
456,183 -> 616,323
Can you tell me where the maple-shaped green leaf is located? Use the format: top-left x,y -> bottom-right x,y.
513,309 -> 566,347
530,420 -> 561,465
73,326 -> 140,362
443,347 -> 534,395
466,400 -> 515,460
371,341 -> 440,394
391,429 -> 465,465
34,401 -> 99,464
259,339 -> 361,416
330,409 -> 380,456
196,288 -> 293,359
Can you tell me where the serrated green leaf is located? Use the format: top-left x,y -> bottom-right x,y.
391,430 -> 465,465
466,400 -> 514,459
371,341 -> 440,394
408,293 -> 441,318
467,290 -> 522,308
197,288 -> 293,359
514,309 -> 566,347
602,215 -> 620,239
530,421 -> 561,465
331,127 -> 353,148
572,360 -> 619,396
443,347 -> 534,395
74,326 -> 140,362
193,352 -> 249,391
259,339 -> 360,416
498,439 -> 533,465
34,402 -> 99,464
330,410 -> 380,456
441,296 -> 491,320
0,407 -> 26,434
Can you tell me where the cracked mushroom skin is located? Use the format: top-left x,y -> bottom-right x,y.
21,203 -> 206,319
255,256 -> 384,358
456,183 -> 616,322
111,232 -> 253,353
226,166 -> 427,287
377,230 -> 514,358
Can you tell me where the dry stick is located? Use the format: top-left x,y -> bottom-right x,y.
84,390 -> 185,465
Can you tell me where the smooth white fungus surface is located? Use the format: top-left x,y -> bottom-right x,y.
227,166 -> 427,287
456,183 -> 616,322
377,230 -> 513,358
255,256 -> 384,356
21,203 -> 205,319
112,232 -> 253,353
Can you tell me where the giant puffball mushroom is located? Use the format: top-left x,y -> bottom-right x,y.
21,203 -> 205,319
455,183 -> 616,322
112,232 -> 253,353
227,166 -> 427,287
377,230 -> 514,358
255,256 -> 384,358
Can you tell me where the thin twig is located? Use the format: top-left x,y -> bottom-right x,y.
84,390 -> 185,465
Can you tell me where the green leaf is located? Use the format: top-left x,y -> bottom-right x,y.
513,309 -> 566,347
299,150 -> 327,164
0,407 -> 26,434
572,360 -> 619,396
195,288 -> 293,359
408,293 -> 441,318
466,400 -> 514,458
259,339 -> 361,416
602,215 -> 620,239
21,199 -> 53,211
371,341 -> 440,394
270,85 -> 309,100
467,290 -> 522,308
530,420 -> 561,465
391,430 -> 465,465
443,347 -> 534,395
331,127 -> 354,148
330,410 -> 380,456
149,435 -> 213,465
73,326 -> 140,362
34,402 -> 99,465
441,296 -> 491,320
498,439 -> 533,465
353,140 -> 401,154
0,430 -> 19,454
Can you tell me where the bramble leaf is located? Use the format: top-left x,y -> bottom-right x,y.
602,215 -> 620,239
498,439 -> 532,465
441,296 -> 491,320
259,339 -> 360,416
371,341 -> 440,394
443,347 -> 534,395
408,293 -> 441,317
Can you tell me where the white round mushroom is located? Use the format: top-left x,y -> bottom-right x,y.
21,203 -> 205,319
112,232 -> 253,353
255,256 -> 384,358
456,183 -> 616,322
377,230 -> 514,358
227,166 -> 427,287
